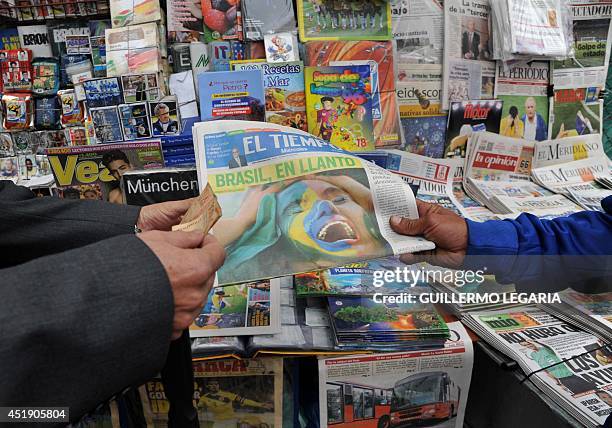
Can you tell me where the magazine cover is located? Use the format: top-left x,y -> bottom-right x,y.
17,25 -> 52,58
118,103 -> 152,140
444,100 -> 503,158
149,97 -> 181,136
0,133 -> 14,157
146,358 -> 283,427
297,0 -> 392,41
193,120 -> 434,286
0,28 -> 20,50
32,58 -> 60,96
304,40 -> 401,148
549,87 -> 603,139
202,0 -> 243,42
0,156 -> 19,182
305,65 -> 375,152
495,60 -> 550,141
90,106 -> 124,143
90,35 -> 107,77
122,167 -> 199,205
82,77 -> 123,108
191,279 -> 281,337
167,0 -> 204,43
319,321 -> 473,428
198,69 -> 266,121
242,0 -> 296,40
231,61 -> 308,132
295,255 -> 428,296
397,80 -> 446,157
121,73 -> 162,103
327,293 -> 448,339
46,140 -> 164,203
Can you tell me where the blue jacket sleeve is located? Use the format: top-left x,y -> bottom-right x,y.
463,196 -> 612,292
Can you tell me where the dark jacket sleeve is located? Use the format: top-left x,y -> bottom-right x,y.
464,197 -> 612,292
0,181 -> 142,268
0,234 -> 174,423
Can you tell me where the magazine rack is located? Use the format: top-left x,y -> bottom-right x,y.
0,0 -> 109,22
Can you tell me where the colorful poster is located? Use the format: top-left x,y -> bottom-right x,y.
305,65 -> 374,152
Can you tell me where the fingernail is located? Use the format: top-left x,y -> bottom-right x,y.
390,215 -> 401,226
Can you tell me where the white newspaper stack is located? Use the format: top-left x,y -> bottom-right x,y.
490,0 -> 574,61
464,306 -> 612,427
541,289 -> 612,342
531,134 -> 612,210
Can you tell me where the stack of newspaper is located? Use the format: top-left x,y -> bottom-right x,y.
464,306 -> 612,427
531,134 -> 612,210
318,322 -> 474,428
462,131 -> 577,217
426,267 -> 519,316
490,0 -> 574,60
541,289 -> 612,342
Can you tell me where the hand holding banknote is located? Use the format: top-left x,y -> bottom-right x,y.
390,200 -> 468,268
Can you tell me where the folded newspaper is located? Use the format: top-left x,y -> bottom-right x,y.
318,321 -> 473,428
464,306 -> 612,427
541,289 -> 612,342
192,121 -> 434,286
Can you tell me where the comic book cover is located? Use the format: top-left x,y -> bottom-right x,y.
118,103 -> 152,140
297,0 -> 392,41
90,106 -> 124,143
549,87 -> 603,139
201,0 -> 243,42
46,140 -> 163,203
304,40 -> 401,148
295,256 -> 428,296
191,279 -> 281,337
305,64 -> 374,152
444,100 -> 503,158
231,61 -> 307,131
82,77 -> 123,108
145,358 -> 283,427
198,69 -> 266,121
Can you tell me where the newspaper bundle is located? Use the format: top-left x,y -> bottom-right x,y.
442,0 -> 496,109
494,60 -> 550,141
531,134 -> 612,207
552,0 -> 612,89
542,289 -> 612,342
192,120 -> 435,285
490,0 -> 573,59
318,321 -> 473,428
145,358 -> 283,427
464,307 -> 612,427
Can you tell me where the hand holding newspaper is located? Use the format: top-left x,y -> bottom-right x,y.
192,121 -> 434,286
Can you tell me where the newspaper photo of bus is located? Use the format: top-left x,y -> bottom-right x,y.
325,371 -> 461,428
319,322 -> 473,428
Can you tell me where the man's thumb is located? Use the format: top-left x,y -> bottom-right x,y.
390,215 -> 427,236
164,230 -> 206,249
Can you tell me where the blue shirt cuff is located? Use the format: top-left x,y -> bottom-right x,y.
466,219 -> 519,256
